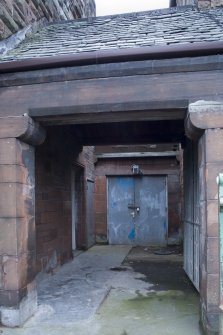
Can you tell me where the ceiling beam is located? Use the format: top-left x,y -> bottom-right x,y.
96,151 -> 179,159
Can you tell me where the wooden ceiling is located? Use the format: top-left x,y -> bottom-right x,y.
46,119 -> 185,147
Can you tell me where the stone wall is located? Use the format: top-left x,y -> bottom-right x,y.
176,0 -> 196,5
35,127 -> 94,274
197,0 -> 223,7
35,129 -> 76,274
77,146 -> 95,182
198,129 -> 221,333
76,146 -> 95,249
176,0 -> 223,7
0,0 -> 96,40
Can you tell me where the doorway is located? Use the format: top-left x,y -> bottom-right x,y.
107,176 -> 168,246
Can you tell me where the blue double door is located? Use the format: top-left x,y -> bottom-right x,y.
107,176 -> 168,246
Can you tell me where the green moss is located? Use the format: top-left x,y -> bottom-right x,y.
96,289 -> 201,335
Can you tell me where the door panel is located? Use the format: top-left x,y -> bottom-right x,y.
135,177 -> 167,246
108,177 -> 135,245
108,176 -> 167,246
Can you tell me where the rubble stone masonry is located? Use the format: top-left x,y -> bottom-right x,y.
176,0 -> 223,7
0,0 -> 96,40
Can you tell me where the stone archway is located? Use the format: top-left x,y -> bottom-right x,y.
1,55 -> 223,334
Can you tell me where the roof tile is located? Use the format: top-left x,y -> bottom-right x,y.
1,6 -> 223,62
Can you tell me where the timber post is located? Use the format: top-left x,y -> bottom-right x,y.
0,115 -> 45,327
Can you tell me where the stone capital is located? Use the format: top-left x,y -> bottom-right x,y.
0,115 -> 46,145
185,100 -> 223,140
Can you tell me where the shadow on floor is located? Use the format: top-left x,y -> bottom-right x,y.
125,246 -> 194,291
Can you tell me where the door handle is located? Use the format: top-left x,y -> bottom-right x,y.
131,211 -> 135,218
128,204 -> 140,211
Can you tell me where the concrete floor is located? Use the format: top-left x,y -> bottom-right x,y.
0,245 -> 202,335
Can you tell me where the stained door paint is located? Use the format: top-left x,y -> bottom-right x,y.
107,176 -> 168,246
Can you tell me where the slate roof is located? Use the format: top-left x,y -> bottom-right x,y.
1,6 -> 223,62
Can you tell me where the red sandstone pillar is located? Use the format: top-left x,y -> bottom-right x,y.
186,101 -> 223,334
198,129 -> 221,334
0,116 -> 45,327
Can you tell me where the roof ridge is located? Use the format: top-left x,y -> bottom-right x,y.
45,5 -> 196,28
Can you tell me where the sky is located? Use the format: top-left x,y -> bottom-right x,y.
95,0 -> 170,16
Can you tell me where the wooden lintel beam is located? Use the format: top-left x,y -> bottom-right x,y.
80,136 -> 185,146
96,151 -> 179,159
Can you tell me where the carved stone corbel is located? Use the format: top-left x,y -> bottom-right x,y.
185,100 -> 223,140
0,115 -> 46,145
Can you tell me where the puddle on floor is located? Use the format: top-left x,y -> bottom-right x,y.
96,288 -> 202,335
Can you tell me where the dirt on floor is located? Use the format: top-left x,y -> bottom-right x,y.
125,246 -> 194,291
0,245 -> 202,335
96,246 -> 202,335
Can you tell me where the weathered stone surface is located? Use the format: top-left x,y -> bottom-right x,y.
177,0 -> 223,7
0,281 -> 37,327
0,0 -> 96,41
198,0 -> 223,7
198,129 -> 223,335
0,116 -> 46,146
0,218 -> 35,256
176,0 -> 196,4
0,137 -> 37,327
205,129 -> 223,163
